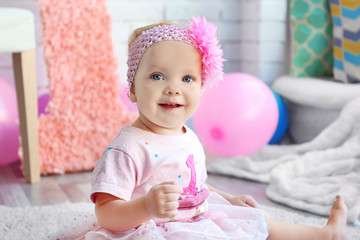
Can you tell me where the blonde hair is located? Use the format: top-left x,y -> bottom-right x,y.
128,21 -> 183,48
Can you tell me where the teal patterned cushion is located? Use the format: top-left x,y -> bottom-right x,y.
290,0 -> 333,77
330,0 -> 360,83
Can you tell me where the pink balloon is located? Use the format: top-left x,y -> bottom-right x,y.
120,86 -> 138,113
38,93 -> 50,116
194,73 -> 278,157
0,78 -> 20,165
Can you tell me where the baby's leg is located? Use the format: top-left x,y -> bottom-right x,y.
267,195 -> 347,240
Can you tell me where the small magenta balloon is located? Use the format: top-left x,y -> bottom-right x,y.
194,73 -> 278,157
0,78 -> 20,165
268,91 -> 289,144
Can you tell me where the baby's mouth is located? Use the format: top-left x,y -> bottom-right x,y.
159,103 -> 183,109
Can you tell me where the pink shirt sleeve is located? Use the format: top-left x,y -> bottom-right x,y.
90,148 -> 137,203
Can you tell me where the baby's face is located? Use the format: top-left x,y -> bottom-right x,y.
131,41 -> 202,135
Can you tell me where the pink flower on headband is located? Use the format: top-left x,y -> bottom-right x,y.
189,17 -> 225,87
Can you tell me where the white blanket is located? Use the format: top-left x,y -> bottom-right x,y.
207,97 -> 360,226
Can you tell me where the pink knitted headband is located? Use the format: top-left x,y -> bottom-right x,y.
127,17 -> 225,88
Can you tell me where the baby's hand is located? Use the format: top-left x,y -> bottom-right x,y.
228,195 -> 258,208
145,181 -> 183,219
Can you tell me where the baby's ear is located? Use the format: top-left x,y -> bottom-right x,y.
129,86 -> 137,103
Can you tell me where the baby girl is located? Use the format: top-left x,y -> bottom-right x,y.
87,17 -> 347,240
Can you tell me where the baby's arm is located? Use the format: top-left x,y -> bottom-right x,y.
206,183 -> 258,208
95,181 -> 182,232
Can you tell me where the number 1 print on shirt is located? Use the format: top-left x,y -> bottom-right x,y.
183,154 -> 198,195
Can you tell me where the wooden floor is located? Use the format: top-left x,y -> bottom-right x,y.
0,162 -> 92,207
0,161 -> 279,208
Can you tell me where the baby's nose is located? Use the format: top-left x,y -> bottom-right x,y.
165,84 -> 181,95
167,89 -> 180,95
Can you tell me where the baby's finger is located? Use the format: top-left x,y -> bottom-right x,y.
245,196 -> 258,208
163,209 -> 178,219
235,201 -> 250,207
164,201 -> 179,211
159,181 -> 178,186
161,184 -> 183,194
163,192 -> 181,202
157,201 -> 179,218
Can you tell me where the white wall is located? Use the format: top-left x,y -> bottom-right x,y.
0,0 -> 288,95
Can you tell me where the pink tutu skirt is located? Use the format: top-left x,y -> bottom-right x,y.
85,193 -> 269,240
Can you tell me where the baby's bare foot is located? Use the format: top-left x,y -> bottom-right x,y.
323,195 -> 347,240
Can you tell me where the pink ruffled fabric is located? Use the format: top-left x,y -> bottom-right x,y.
31,0 -> 136,174
85,193 -> 269,239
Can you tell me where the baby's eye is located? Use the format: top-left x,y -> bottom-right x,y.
151,74 -> 163,81
183,76 -> 194,83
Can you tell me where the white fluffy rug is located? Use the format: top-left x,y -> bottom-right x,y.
0,202 -> 359,240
